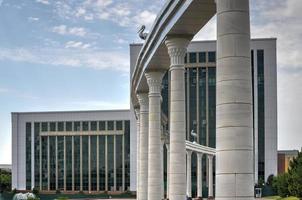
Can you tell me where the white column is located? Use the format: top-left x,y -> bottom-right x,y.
165,37 -> 190,200
197,153 -> 203,198
208,155 -> 213,198
186,150 -> 192,198
166,144 -> 170,200
216,0 -> 253,199
134,108 -> 140,198
137,93 -> 149,200
160,136 -> 165,200
145,71 -> 165,200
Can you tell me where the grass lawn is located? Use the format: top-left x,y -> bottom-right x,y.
263,196 -> 300,200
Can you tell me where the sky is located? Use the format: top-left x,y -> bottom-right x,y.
0,0 -> 301,164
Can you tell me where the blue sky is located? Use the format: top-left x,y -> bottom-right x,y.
0,0 -> 302,164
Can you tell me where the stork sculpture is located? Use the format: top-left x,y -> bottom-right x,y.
138,25 -> 148,40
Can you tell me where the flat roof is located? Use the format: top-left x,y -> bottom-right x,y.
12,109 -> 130,115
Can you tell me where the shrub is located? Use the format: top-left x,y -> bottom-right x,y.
32,187 -> 39,195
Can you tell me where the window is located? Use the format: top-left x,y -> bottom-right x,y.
50,122 -> 56,132
82,121 -> 89,131
116,121 -> 123,130
41,122 -> 48,132
66,122 -> 72,131
90,121 -> 97,131
58,122 -> 64,131
189,52 -> 197,63
74,121 -> 81,131
208,51 -> 216,62
99,121 -> 106,131
199,52 -> 206,63
184,53 -> 187,63
107,121 -> 114,131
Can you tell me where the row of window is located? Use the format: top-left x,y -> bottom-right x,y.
185,51 -> 216,64
26,120 -> 131,191
38,121 -> 125,132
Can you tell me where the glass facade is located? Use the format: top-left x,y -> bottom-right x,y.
25,119 -> 131,191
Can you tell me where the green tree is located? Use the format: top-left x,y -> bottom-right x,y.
0,170 -> 11,192
287,152 -> 302,197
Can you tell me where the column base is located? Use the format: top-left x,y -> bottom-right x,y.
207,196 -> 214,200
193,197 -> 203,200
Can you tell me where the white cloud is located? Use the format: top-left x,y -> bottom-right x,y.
28,17 -> 39,22
52,25 -> 87,37
65,41 -> 91,49
0,88 -> 9,93
36,0 -> 49,5
0,47 -> 129,72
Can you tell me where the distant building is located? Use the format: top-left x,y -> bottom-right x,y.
12,110 -> 132,192
278,150 -> 299,174
0,164 -> 12,173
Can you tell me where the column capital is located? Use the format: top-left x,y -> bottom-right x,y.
207,154 -> 214,161
186,150 -> 193,156
165,37 -> 190,66
145,71 -> 165,96
197,153 -> 204,159
137,93 -> 149,112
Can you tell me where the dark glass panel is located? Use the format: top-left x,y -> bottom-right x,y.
66,136 -> 72,190
74,136 -> 81,190
99,121 -> 106,131
41,136 -> 48,190
66,122 -> 72,131
34,123 -> 40,189
124,120 -> 130,190
107,135 -> 114,190
208,51 -> 216,62
26,122 -> 31,190
116,121 -> 123,131
208,67 -> 216,148
91,136 -> 97,191
116,135 -> 123,190
41,122 -> 48,132
50,122 -> 56,132
49,137 -> 56,190
74,121 -> 81,131
198,67 -> 207,145
90,121 -> 97,131
58,122 -> 64,132
82,121 -> 89,131
107,121 -> 114,131
57,136 -> 64,190
189,52 -> 197,63
99,136 -> 106,191
189,68 -> 197,142
82,136 -> 89,191
161,71 -> 169,117
257,49 -> 265,181
199,52 -> 206,63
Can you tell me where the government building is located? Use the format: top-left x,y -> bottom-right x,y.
12,38 -> 277,197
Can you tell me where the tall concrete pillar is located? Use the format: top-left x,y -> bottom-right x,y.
208,155 -> 214,198
134,108 -> 140,199
166,144 -> 170,200
216,0 -> 253,199
145,71 -> 165,200
186,150 -> 192,198
137,93 -> 149,200
165,37 -> 190,200
197,153 -> 203,198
